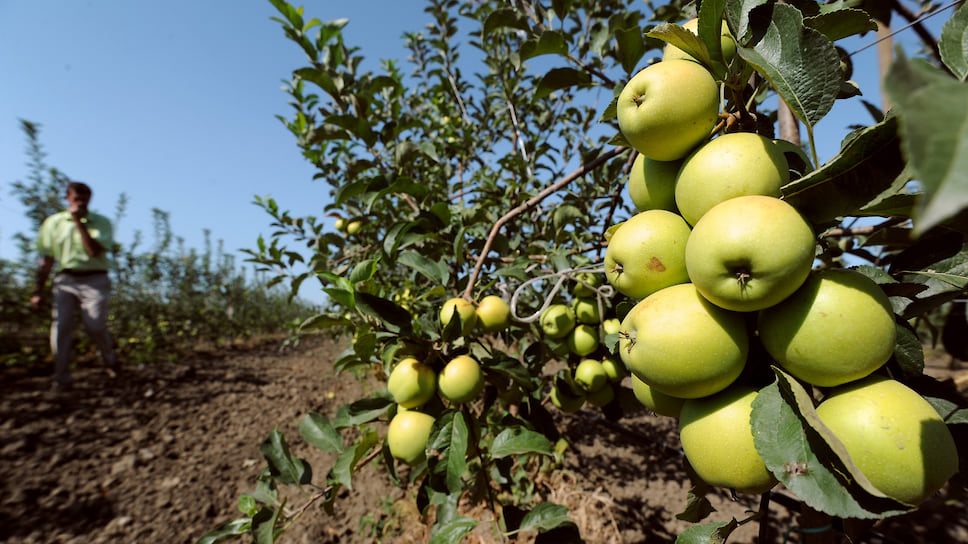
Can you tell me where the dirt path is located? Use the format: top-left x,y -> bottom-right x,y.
1,336 -> 966,544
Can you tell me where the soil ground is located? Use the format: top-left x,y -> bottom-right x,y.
1,335 -> 967,544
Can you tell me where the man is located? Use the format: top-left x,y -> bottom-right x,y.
31,181 -> 119,392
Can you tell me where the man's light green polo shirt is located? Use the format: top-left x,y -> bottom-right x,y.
36,210 -> 114,272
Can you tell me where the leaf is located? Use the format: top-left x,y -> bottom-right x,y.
259,430 -> 312,486
489,428 -> 553,459
893,321 -> 925,377
803,8 -> 877,42
940,2 -> 968,81
298,313 -> 352,331
610,13 -> 647,73
349,258 -> 380,284
429,516 -> 477,544
751,371 -> 911,519
355,292 -> 413,333
520,502 -> 574,533
884,53 -> 968,235
735,3 -> 841,129
483,8 -> 529,37
675,484 -> 716,523
520,30 -> 568,63
399,250 -> 448,284
534,68 -> 591,100
675,519 -> 738,544
782,116 -> 906,226
194,517 -> 251,544
252,506 -> 281,544
334,396 -> 393,429
429,411 -> 470,494
294,67 -> 338,97
299,412 -> 344,454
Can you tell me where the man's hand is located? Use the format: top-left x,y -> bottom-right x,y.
30,294 -> 43,312
69,200 -> 89,220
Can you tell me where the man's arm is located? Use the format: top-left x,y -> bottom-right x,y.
71,210 -> 106,257
30,255 -> 55,311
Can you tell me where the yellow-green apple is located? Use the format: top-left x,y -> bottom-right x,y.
440,297 -> 478,336
387,411 -> 435,465
574,359 -> 607,392
334,217 -> 347,231
568,323 -> 600,356
663,18 -> 737,64
630,374 -> 685,417
679,386 -> 778,494
604,210 -> 692,300
387,357 -> 436,409
602,317 -> 622,336
550,379 -> 585,413
758,268 -> 896,387
540,304 -> 576,339
476,294 -> 511,332
674,132 -> 789,226
816,376 -> 958,505
619,283 -> 748,398
586,382 -> 615,407
437,355 -> 485,403
627,153 -> 682,213
346,220 -> 362,235
617,60 -> 720,161
601,356 -> 627,382
572,298 -> 601,325
685,195 -> 816,312
572,271 -> 602,297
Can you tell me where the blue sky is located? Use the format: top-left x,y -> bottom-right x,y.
0,1 -> 953,304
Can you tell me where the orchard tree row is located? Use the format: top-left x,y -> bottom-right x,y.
206,0 -> 968,542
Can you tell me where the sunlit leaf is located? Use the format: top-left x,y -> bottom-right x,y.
519,502 -> 574,533
259,430 -> 312,486
489,428 -> 553,459
299,412 -> 344,454
940,2 -> 968,81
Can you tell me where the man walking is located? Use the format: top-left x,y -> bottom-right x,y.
30,181 -> 119,392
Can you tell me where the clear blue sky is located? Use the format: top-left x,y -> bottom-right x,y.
0,1 -> 952,305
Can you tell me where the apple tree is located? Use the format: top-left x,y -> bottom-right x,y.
203,0 -> 968,542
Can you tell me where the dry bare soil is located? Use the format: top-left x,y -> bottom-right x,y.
1,335 -> 966,544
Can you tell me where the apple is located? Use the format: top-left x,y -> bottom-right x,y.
604,209 -> 692,300
476,294 -> 511,332
630,374 -> 684,418
574,359 -> 608,392
437,355 -> 485,403
540,304 -> 576,339
387,411 -> 435,465
663,18 -> 737,64
627,153 -> 681,213
572,271 -> 602,297
440,297 -> 478,336
679,386 -> 778,494
816,376 -> 959,505
572,297 -> 601,325
619,283 -> 748,399
346,220 -> 362,235
685,195 -> 816,312
568,323 -> 600,356
617,60 -> 720,162
585,382 -> 615,407
602,317 -> 621,336
550,379 -> 585,413
334,217 -> 347,231
387,357 -> 436,409
601,356 -> 627,382
757,268 -> 897,387
674,132 -> 789,226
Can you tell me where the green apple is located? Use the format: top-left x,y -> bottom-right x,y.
387,357 -> 436,409
586,382 -> 615,407
619,283 -> 748,399
387,411 -> 435,465
550,377 -> 585,413
346,220 -> 362,235
437,355 -> 485,403
334,217 -> 347,231
627,153 -> 682,213
568,323 -> 600,356
816,376 -> 959,505
601,356 -> 627,382
540,304 -> 576,339
574,359 -> 608,392
674,132 -> 789,226
602,317 -> 621,336
685,195 -> 816,312
679,386 -> 778,494
630,374 -> 684,418
663,18 -> 737,64
572,297 -> 601,325
440,297 -> 478,336
476,294 -> 511,332
572,271 -> 602,297
604,209 -> 692,300
617,60 -> 720,162
758,268 -> 896,387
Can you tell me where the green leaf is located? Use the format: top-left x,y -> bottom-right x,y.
334,396 -> 393,428
399,250 -> 448,284
483,8 -> 530,37
429,411 -> 470,494
803,8 -> 877,42
782,116 -> 906,226
298,313 -> 353,331
534,68 -> 591,100
489,428 -> 553,459
674,520 -> 738,544
736,3 -> 840,129
294,67 -> 338,97
884,53 -> 968,235
299,412 -> 344,454
520,30 -> 568,63
519,502 -> 573,533
259,430 -> 312,486
252,506 -> 281,544
194,517 -> 251,544
610,14 -> 647,73
675,484 -> 716,523
356,292 -> 413,333
429,516 -> 477,544
901,271 -> 968,290
893,321 -> 925,377
349,258 -> 380,284
940,2 -> 968,81
751,371 -> 911,519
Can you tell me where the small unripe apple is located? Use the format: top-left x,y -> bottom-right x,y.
334,217 -> 347,231
574,359 -> 608,392
387,411 -> 435,465
346,220 -> 362,235
602,318 -> 622,336
572,271 -> 603,297
440,297 -> 478,336
437,355 -> 485,403
568,324 -> 600,357
572,298 -> 601,325
387,357 -> 436,409
601,356 -> 627,382
627,153 -> 681,213
585,382 -> 615,407
550,380 -> 585,413
476,295 -> 511,332
540,304 -> 576,339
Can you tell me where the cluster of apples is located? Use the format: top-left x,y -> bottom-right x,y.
333,216 -> 362,236
384,295 -> 511,465
604,18 -> 959,503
